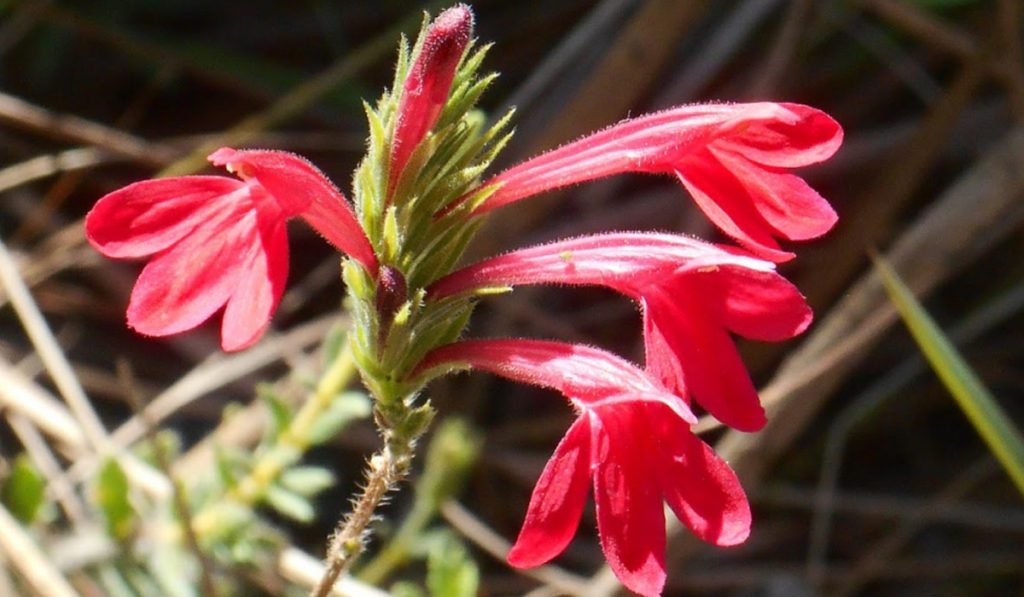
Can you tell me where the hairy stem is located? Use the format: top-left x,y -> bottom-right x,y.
311,443 -> 408,597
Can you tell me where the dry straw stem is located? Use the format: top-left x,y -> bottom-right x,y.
0,236 -> 171,498
0,504 -> 78,597
440,500 -> 590,595
0,91 -> 177,166
279,547 -> 388,597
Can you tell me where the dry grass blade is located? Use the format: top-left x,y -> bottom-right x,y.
440,500 -> 590,596
0,236 -> 109,452
0,504 -> 78,597
0,91 -> 176,165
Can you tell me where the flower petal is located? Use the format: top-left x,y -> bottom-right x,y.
415,339 -> 664,403
655,408 -> 751,546
592,407 -> 666,597
126,200 -> 253,339
710,146 -> 837,241
209,148 -> 378,274
86,176 -> 244,259
716,103 -> 842,168
429,232 -> 767,300
705,266 -> 812,341
220,215 -> 289,351
675,150 -> 794,263
645,285 -> 766,431
508,415 -> 591,568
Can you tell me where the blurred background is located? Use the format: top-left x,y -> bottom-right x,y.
1,0 -> 1023,595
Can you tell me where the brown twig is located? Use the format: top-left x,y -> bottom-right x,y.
0,91 -> 177,166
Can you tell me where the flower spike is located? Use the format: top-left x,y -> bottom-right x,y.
416,339 -> 750,597
431,232 -> 811,431
466,102 -> 842,261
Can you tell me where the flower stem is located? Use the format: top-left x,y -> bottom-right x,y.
311,443 -> 407,597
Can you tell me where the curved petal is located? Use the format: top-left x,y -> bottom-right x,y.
86,176 -> 244,259
711,147 -> 837,241
646,286 -> 766,431
716,103 -> 843,168
641,297 -> 688,399
703,266 -> 812,341
508,416 -> 592,568
209,148 -> 378,274
221,215 -> 289,351
653,406 -> 751,546
675,151 -> 794,263
126,201 -> 253,338
592,407 -> 666,597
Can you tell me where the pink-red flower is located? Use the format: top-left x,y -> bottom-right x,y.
415,339 -> 750,597
459,102 -> 842,261
389,4 -> 474,193
86,148 -> 376,351
430,232 -> 811,431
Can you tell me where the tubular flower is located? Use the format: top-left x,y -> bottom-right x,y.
430,232 -> 812,431
86,148 -> 376,351
462,102 -> 842,261
415,339 -> 750,597
388,4 -> 474,193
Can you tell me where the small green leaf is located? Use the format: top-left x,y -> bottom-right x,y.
875,255 -> 1024,497
307,391 -> 372,445
94,458 -> 136,541
259,384 -> 292,440
279,467 -> 336,497
426,535 -> 478,597
1,455 -> 46,523
264,485 -> 315,523
322,323 -> 348,369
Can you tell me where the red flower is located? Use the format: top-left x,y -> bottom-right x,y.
86,148 -> 376,351
461,102 -> 841,261
389,4 -> 474,193
430,232 -> 811,431
416,339 -> 749,597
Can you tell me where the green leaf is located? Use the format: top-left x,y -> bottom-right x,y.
94,458 -> 137,541
426,535 -> 478,597
264,485 -> 315,523
307,391 -> 372,445
1,455 -> 46,523
875,255 -> 1024,497
322,323 -> 348,369
259,384 -> 293,440
279,467 -> 336,497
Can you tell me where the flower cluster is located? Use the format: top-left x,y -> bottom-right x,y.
85,5 -> 840,596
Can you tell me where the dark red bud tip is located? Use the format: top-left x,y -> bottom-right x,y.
423,4 -> 474,67
375,265 -> 409,321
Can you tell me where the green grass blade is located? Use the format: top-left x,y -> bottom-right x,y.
874,255 -> 1024,497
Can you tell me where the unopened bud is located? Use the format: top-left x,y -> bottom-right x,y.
389,4 -> 474,194
375,265 -> 408,321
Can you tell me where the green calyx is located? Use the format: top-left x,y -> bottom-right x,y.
346,16 -> 511,420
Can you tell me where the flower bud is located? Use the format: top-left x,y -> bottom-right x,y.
389,4 -> 474,194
